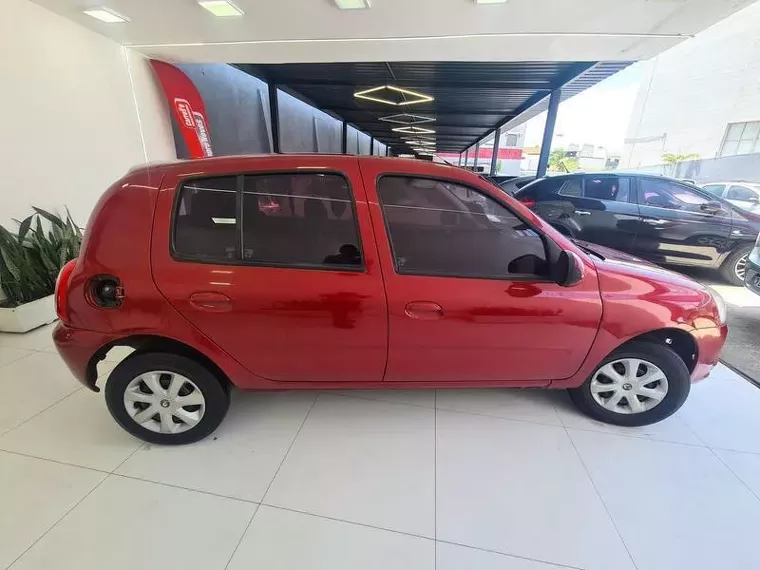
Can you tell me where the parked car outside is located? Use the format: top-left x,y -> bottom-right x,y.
499,175 -> 537,195
702,181 -> 760,212
53,156 -> 727,444
514,172 -> 760,286
744,233 -> 760,295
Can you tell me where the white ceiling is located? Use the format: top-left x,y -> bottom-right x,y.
30,0 -> 756,63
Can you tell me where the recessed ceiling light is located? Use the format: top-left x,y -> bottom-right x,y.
474,0 -> 508,4
379,113 -> 436,125
198,1 -> 244,17
406,140 -> 436,147
334,0 -> 371,9
354,85 -> 434,106
83,7 -> 130,23
397,154 -> 416,158
392,126 -> 436,134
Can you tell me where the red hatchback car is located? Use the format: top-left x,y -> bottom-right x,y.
53,156 -> 727,444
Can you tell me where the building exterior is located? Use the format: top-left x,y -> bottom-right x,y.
622,1 -> 760,170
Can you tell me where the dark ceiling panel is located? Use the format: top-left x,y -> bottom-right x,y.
237,60 -> 632,155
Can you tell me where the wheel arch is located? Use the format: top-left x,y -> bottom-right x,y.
614,328 -> 698,374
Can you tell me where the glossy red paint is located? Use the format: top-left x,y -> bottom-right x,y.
53,155 -> 727,393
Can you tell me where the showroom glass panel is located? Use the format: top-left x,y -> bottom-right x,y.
174,177 -> 238,261
377,176 -> 548,279
241,173 -> 363,269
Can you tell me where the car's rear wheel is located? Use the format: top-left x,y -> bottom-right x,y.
568,341 -> 690,427
105,352 -> 230,445
720,246 -> 752,286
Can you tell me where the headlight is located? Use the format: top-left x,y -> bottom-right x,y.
712,290 -> 727,325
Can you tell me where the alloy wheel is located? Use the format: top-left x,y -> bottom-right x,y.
590,358 -> 668,414
734,254 -> 749,282
123,371 -> 206,434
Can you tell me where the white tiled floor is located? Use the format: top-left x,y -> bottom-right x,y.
1,323 -> 759,570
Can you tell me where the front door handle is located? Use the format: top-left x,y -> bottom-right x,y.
575,210 -> 592,216
189,292 -> 232,312
405,301 -> 444,320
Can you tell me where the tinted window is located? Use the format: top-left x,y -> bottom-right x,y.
518,177 -> 564,199
727,185 -> 758,201
242,173 -> 362,268
558,178 -> 583,197
377,176 -> 548,279
584,176 -> 631,202
702,184 -> 725,197
174,177 -> 238,261
637,179 -> 711,212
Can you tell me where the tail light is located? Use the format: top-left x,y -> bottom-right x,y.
55,259 -> 77,324
518,196 -> 536,208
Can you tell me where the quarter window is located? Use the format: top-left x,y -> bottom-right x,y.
377,176 -> 548,279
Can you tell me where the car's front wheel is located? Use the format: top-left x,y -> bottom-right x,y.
568,341 -> 690,427
105,352 -> 230,445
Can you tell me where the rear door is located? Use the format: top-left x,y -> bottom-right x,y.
632,177 -> 732,267
151,157 -> 388,383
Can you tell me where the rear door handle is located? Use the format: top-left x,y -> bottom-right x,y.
575,210 -> 592,216
189,292 -> 232,312
643,218 -> 670,225
405,301 -> 444,320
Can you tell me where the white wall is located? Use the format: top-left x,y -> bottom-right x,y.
623,1 -> 760,168
0,0 -> 175,230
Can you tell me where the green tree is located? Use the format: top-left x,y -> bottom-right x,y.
662,152 -> 700,165
548,149 -> 580,173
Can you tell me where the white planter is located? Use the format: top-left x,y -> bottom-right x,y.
0,295 -> 57,333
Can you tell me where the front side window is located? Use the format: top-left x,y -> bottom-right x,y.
637,178 -> 711,212
727,185 -> 759,202
377,176 -> 548,279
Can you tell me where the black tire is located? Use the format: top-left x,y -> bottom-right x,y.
720,245 -> 752,286
105,352 -> 230,445
568,341 -> 690,427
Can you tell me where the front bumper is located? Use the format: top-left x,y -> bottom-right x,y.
744,252 -> 760,296
53,322 -> 118,391
691,324 -> 729,382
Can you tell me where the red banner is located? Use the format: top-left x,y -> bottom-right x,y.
150,60 -> 213,159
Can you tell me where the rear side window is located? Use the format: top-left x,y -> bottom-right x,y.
583,176 -> 631,202
174,177 -> 238,261
377,176 -> 548,279
173,173 -> 363,269
702,184 -> 725,197
242,173 -> 362,268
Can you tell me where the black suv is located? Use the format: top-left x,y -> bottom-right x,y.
514,172 -> 760,285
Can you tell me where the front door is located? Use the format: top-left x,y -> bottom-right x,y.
631,177 -> 732,267
360,164 -> 603,383
152,157 -> 387,383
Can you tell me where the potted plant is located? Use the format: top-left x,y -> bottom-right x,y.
0,208 -> 82,333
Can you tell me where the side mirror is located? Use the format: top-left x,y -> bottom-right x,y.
552,250 -> 583,287
749,195 -> 760,204
700,201 -> 724,215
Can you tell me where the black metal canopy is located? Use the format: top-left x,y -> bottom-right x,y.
238,61 -> 632,154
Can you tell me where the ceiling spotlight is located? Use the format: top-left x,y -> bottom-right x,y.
198,1 -> 244,17
354,85 -> 434,106
334,0 -> 371,8
83,7 -> 130,23
392,126 -> 436,135
378,113 -> 436,125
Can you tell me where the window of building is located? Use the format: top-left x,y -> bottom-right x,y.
174,177 -> 239,261
377,176 -> 548,279
637,178 -> 712,212
242,173 -> 362,268
504,133 -> 520,147
719,121 -> 760,157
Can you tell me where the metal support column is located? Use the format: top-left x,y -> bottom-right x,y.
473,142 -> 480,171
268,83 -> 281,154
489,127 -> 502,177
370,137 -> 375,155
342,122 -> 348,154
536,88 -> 561,177
458,154 -> 462,167
464,149 -> 469,168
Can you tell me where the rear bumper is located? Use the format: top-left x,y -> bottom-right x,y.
691,324 -> 728,382
53,322 -> 117,391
